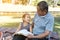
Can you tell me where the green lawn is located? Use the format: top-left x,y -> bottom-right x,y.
0,22 -> 20,28
54,16 -> 60,37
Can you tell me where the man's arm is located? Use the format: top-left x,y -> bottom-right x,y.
27,30 -> 50,39
34,30 -> 50,38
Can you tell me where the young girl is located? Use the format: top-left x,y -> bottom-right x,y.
13,13 -> 32,40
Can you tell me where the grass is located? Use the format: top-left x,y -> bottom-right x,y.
54,16 -> 60,38
0,22 -> 20,28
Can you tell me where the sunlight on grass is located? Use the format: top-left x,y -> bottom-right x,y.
0,22 -> 20,28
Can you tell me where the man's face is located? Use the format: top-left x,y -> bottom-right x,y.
37,6 -> 47,16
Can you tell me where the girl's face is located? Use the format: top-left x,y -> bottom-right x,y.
23,14 -> 30,23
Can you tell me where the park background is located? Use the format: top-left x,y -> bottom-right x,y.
0,0 -> 60,38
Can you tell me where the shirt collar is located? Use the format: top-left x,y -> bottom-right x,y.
37,12 -> 49,18
40,13 -> 49,18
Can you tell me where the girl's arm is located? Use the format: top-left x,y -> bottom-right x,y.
14,23 -> 21,35
30,22 -> 34,33
30,25 -> 32,33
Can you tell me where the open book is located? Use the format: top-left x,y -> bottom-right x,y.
16,29 -> 33,36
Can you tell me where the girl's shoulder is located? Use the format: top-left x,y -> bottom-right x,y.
20,22 -> 23,26
19,22 -> 23,26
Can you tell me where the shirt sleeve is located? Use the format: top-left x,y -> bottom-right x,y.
45,17 -> 54,32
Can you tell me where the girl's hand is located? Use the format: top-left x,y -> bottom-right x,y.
12,33 -> 16,36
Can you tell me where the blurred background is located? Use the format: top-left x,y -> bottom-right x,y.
0,0 -> 60,37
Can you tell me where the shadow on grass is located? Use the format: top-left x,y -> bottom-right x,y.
54,16 -> 60,37
54,16 -> 60,26
54,16 -> 60,24
54,28 -> 60,33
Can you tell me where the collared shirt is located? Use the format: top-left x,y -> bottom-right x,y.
33,12 -> 54,36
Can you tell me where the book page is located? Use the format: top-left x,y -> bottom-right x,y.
16,29 -> 33,36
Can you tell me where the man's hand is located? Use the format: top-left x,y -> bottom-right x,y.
27,34 -> 34,38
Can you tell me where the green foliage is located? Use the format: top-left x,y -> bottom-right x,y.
58,0 -> 60,4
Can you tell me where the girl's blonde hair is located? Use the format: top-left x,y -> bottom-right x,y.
22,13 -> 30,18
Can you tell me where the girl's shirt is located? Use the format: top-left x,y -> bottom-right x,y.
20,22 -> 30,31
